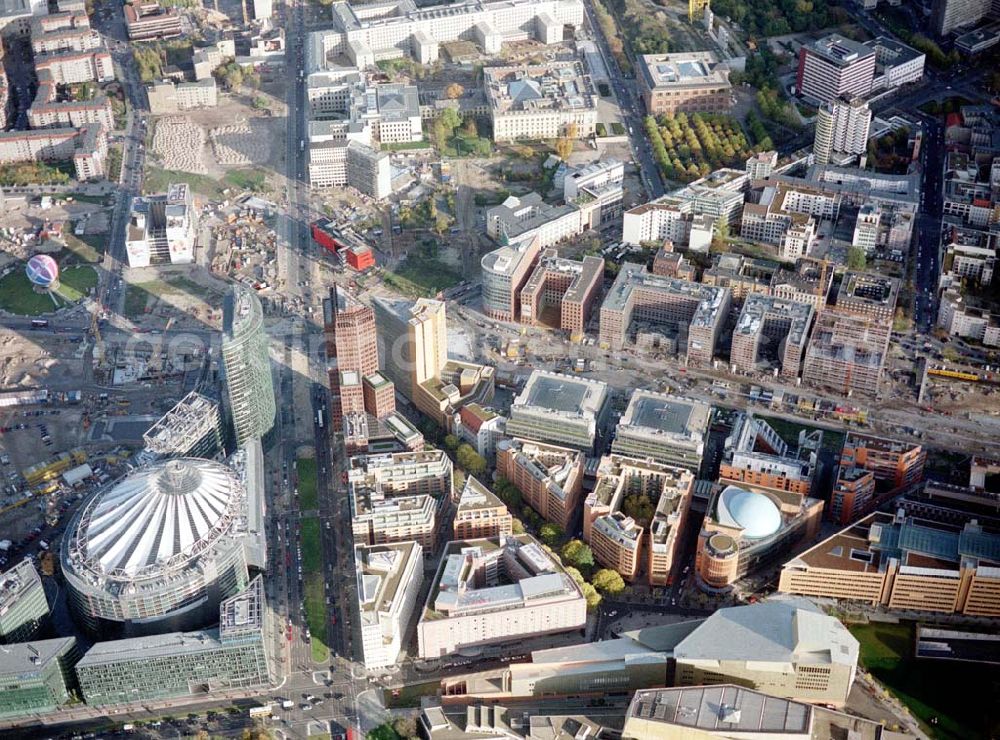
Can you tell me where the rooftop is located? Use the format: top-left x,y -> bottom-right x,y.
456,476 -> 507,513
0,637 -> 75,677
638,51 -> 731,90
356,541 -> 421,621
0,559 -> 44,614
735,294 -> 814,348
484,61 -> 596,115
603,263 -> 728,328
804,33 -> 875,66
514,370 -> 608,419
619,390 -> 711,438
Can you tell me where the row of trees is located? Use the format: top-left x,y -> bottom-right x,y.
645,112 -> 754,183
710,0 -> 844,38
755,87 -> 802,133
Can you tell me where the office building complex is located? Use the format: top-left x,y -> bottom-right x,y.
584,455 -> 694,584
124,1 -> 182,40
702,252 -> 777,303
124,183 -> 196,267
486,193 -> 590,251
324,287 -> 387,429
348,450 -> 454,499
306,0 -> 583,70
612,390 -> 710,471
795,34 -> 875,105
780,510 -> 1000,617
865,37 -> 925,90
62,458 -> 252,638
221,286 -> 275,446
600,263 -> 731,364
801,309 -> 890,396
454,477 -> 513,539
0,637 -> 78,720
519,249 -> 604,333
417,535 -> 586,658
813,96 -> 871,167
637,51 -> 732,116
356,542 -> 424,670
829,433 -> 925,524
745,150 -> 778,180
142,392 -> 224,460
505,370 -> 609,452
730,294 -> 814,378
374,296 -> 493,427
932,0 -> 990,35
697,484 -> 824,591
452,403 -> 506,462
481,236 -> 542,322
564,159 -> 625,225
0,560 -> 49,643
496,438 -> 584,529
75,576 -> 275,705
718,413 -> 820,498
484,61 -> 597,142
624,685 -> 886,740
833,272 -> 899,322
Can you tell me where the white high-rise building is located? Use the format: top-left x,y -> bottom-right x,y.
813,96 -> 871,167
356,541 -> 424,670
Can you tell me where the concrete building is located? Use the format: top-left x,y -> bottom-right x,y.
612,391 -> 709,471
505,370 -> 609,452
865,37 -> 925,91
28,82 -> 114,130
124,182 -> 196,267
730,294 -> 814,378
351,487 -> 438,550
769,261 -> 834,313
813,96 -> 871,167
932,0 -> 990,35
453,476 -> 513,539
624,685 -> 886,740
308,140 -> 391,199
637,51 -> 732,116
0,123 -> 107,181
75,576 -> 275,705
142,391 -> 224,460
356,541 -> 423,670
832,433 -> 925,524
834,272 -> 899,322
564,158 -> 625,224
124,1 -> 182,40
192,38 -> 235,80
718,413 -> 820,499
0,637 -> 77,720
484,61 -> 597,142
481,235 -> 542,322
33,47 -> 112,84
373,296 -> 493,428
702,252 -> 777,304
307,0 -> 583,71
0,0 -> 46,37
452,403 -> 506,462
496,438 -> 585,530
584,455 -> 694,584
795,34 -> 875,105
221,286 -> 276,446
417,535 -> 587,659
600,263 -> 731,363
486,193 -> 596,250
349,450 -> 453,499
147,78 -> 219,113
0,560 -> 49,643
801,309 -> 891,396
745,150 -> 777,180
780,510 -> 1000,617
519,249 -> 604,333
697,483 -> 823,592
323,287 -> 387,430
251,0 -> 272,19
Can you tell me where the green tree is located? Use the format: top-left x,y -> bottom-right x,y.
392,717 -> 419,739
564,566 -> 586,586
846,246 -> 867,271
592,568 -> 626,595
560,539 -> 595,573
367,723 -> 402,740
539,522 -> 564,547
581,582 -> 602,611
623,493 -> 654,527
511,518 -> 525,535
443,434 -> 460,451
554,137 -> 573,160
494,476 -> 522,508
456,444 -> 487,476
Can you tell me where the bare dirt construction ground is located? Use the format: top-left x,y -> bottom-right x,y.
123,265 -> 230,330
147,90 -> 288,188
0,329 -> 88,391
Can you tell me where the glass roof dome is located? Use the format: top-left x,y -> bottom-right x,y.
716,485 -> 782,539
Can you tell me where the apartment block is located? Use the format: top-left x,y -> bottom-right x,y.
417,535 -> 587,659
795,34 -> 875,105
453,476 -> 513,539
34,49 -> 113,84
28,83 -> 114,130
718,413 -> 820,498
124,1 -> 182,40
356,541 -> 423,670
813,96 -> 871,167
637,51 -> 732,116
801,309 -> 891,396
780,510 -> 1000,617
612,391 -> 709,471
452,403 -> 506,462
584,455 -> 694,584
348,450 -> 453,499
505,370 -> 609,452
600,263 -> 731,364
0,124 -> 106,181
730,294 -> 814,379
496,437 -> 584,530
484,61 -> 597,142
351,486 -> 438,550
519,248 -> 604,333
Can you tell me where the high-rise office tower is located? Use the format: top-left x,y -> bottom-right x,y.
813,96 -> 871,166
221,285 -> 275,446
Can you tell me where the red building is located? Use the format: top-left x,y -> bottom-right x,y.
312,219 -> 376,271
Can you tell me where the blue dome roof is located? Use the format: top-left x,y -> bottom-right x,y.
717,485 -> 782,539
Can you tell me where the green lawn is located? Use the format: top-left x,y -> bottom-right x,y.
143,168 -> 227,198
0,271 -> 60,315
57,266 -> 98,302
297,457 -> 318,511
850,622 -> 1000,739
223,169 -> 267,192
760,415 -> 845,454
382,680 -> 440,708
63,232 -> 103,263
384,256 -> 463,297
300,517 -> 329,662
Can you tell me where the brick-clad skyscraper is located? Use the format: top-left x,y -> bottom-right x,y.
324,286 -> 387,428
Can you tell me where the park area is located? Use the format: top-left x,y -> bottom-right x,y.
300,516 -> 328,664
849,622 -> 1000,739
296,457 -> 318,511
0,265 -> 97,315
